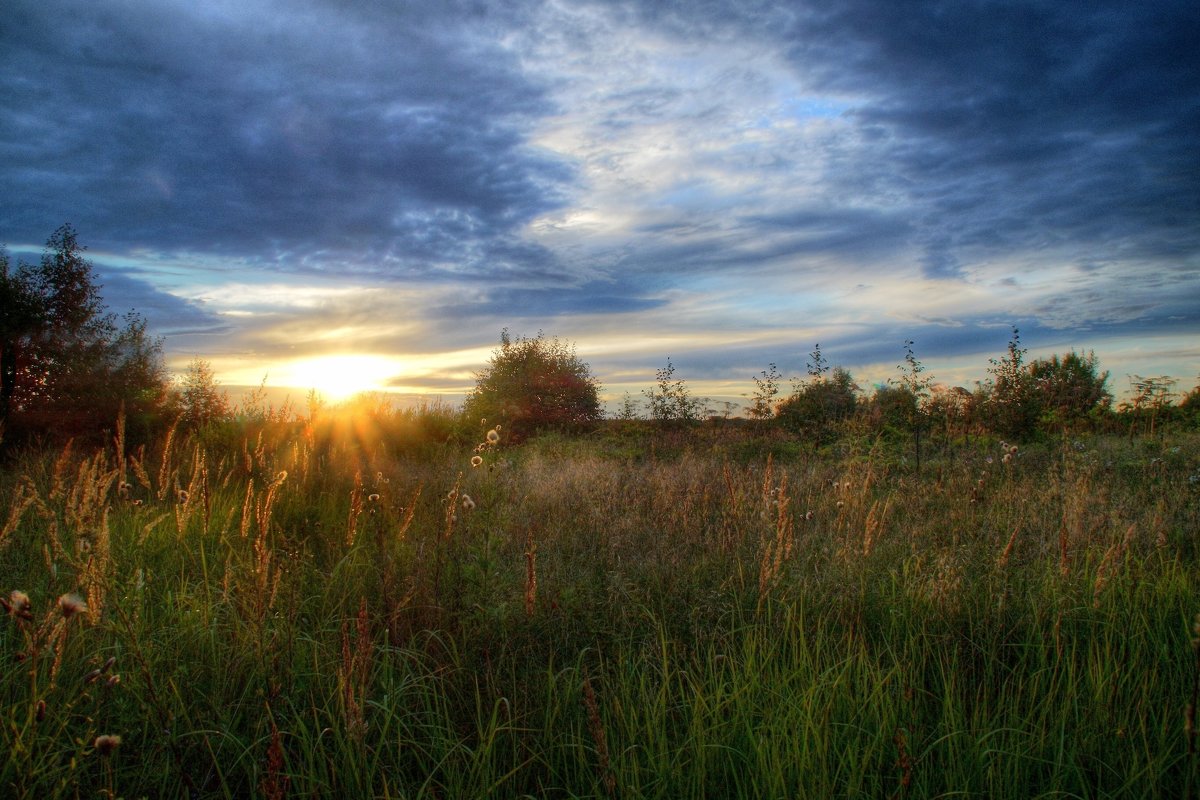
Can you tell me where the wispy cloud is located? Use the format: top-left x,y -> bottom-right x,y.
2,0 -> 1197,402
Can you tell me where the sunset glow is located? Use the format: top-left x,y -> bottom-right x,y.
2,1 -> 1196,407
273,354 -> 406,402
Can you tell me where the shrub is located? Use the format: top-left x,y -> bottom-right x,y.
644,358 -> 705,424
777,366 -> 858,439
463,330 -> 601,441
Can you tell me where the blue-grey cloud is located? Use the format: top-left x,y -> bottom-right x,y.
2,0 -> 1197,394
0,0 -> 571,280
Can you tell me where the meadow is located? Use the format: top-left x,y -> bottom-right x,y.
1,410 -> 1197,798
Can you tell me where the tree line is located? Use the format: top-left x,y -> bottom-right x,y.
2,226 -> 1197,449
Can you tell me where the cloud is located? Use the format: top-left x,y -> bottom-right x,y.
1,0 -> 572,280
2,0 -> 1197,400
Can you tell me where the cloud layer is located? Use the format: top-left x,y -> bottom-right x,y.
2,0 -> 1197,404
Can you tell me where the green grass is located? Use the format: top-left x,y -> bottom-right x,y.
0,420 -> 1197,798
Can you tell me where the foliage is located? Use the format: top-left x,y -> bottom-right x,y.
747,362 -> 783,421
463,330 -> 601,440
1028,350 -> 1111,429
178,357 -> 232,429
0,225 -> 170,442
982,327 -> 1040,440
644,358 -> 705,423
0,418 -> 1196,798
776,366 -> 858,438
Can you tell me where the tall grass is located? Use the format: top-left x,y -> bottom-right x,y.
0,413 -> 1196,797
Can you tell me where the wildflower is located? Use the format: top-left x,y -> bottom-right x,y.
471,455 -> 483,468
1002,453 -> 1013,464
480,418 -> 486,425
836,500 -> 845,509
804,510 -> 813,520
494,424 -> 502,431
486,429 -> 500,445
1008,445 -> 1018,455
461,494 -> 475,511
93,735 -> 122,756
105,674 -> 121,689
367,493 -> 380,502
177,489 -> 189,503
58,593 -> 87,619
275,470 -> 288,482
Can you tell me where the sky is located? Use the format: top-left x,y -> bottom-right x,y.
3,0 -> 1198,409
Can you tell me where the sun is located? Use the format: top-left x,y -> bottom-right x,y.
278,354 -> 402,402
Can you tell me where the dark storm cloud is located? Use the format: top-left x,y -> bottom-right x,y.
0,0 -> 570,278
804,0 -> 1200,276
625,0 -> 1200,279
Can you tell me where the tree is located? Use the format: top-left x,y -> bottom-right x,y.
463,330 -> 601,440
644,358 -> 704,424
0,248 -> 43,423
891,340 -> 934,471
777,366 -> 858,440
1,225 -> 170,441
982,327 -> 1039,440
747,362 -> 782,421
179,357 -> 231,429
1028,350 -> 1111,431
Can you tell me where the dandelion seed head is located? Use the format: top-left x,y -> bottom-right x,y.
486,429 -> 500,445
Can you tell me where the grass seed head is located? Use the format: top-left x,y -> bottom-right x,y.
7,590 -> 32,619
58,593 -> 87,619
93,734 -> 121,756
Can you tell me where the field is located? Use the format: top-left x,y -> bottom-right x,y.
1,415 -> 1198,798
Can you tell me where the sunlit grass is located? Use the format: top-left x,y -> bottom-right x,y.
0,409 -> 1197,797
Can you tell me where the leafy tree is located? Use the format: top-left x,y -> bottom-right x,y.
891,340 -> 934,470
982,327 -> 1039,440
747,362 -> 783,421
644,358 -> 704,424
0,249 -> 44,424
463,330 -> 601,440
1028,350 -> 1111,430
0,225 -> 169,441
179,357 -> 232,429
777,366 -> 858,440
1124,375 -> 1176,440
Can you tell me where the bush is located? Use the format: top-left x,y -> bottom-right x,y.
777,367 -> 858,439
462,330 -> 601,441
